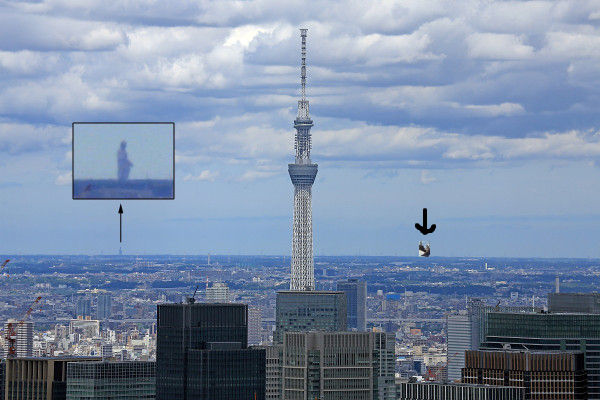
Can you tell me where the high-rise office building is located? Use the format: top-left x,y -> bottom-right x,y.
282,331 -> 396,400
462,349 -> 586,399
274,290 -> 347,344
156,301 -> 265,400
264,346 -> 282,400
96,293 -> 112,320
76,298 -> 91,319
205,282 -> 230,303
0,361 -> 4,400
337,279 -> 367,331
289,28 -> 318,292
248,306 -> 262,346
397,381 -> 525,400
446,311 -> 474,382
481,311 -> 600,399
548,292 -> 600,313
4,321 -> 33,358
446,299 -> 540,382
101,343 -> 113,360
66,360 -> 156,399
4,356 -> 100,400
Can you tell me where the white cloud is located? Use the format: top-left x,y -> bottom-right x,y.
55,172 -> 71,185
183,170 -> 219,181
467,33 -> 534,60
0,122 -> 67,154
463,102 -> 525,117
0,51 -> 59,74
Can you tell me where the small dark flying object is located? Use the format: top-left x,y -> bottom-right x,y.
419,242 -> 430,257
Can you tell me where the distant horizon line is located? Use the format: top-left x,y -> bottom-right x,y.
0,253 -> 597,261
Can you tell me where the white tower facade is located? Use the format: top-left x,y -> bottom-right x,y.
289,28 -> 317,291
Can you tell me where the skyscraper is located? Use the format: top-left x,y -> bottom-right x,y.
156,301 -> 265,400
463,349 -> 587,399
4,356 -> 101,399
4,321 -> 33,358
282,331 -> 396,400
248,306 -> 262,346
76,298 -> 92,319
274,290 -> 347,344
96,293 -> 112,320
548,292 -> 600,313
337,279 -> 367,331
67,360 -> 156,399
205,282 -> 230,303
481,311 -> 600,399
446,299 -> 540,382
289,28 -> 318,291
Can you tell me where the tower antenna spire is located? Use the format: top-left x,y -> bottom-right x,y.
300,28 -> 307,102
289,28 -> 318,291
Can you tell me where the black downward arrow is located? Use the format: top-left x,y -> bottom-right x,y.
415,208 -> 436,235
118,204 -> 123,243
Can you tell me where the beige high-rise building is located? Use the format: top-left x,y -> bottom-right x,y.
205,282 -> 230,303
3,356 -> 100,400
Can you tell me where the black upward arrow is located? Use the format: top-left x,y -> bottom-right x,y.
118,204 -> 123,243
415,208 -> 436,235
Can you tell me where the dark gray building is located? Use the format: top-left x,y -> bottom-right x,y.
156,301 -> 265,400
274,290 -> 347,344
0,361 -> 4,400
96,294 -> 112,320
66,361 -> 155,399
548,292 -> 600,313
337,279 -> 367,331
76,298 -> 91,319
282,331 -> 396,400
397,381 -> 525,400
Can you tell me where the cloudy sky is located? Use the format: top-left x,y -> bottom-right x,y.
2,0 -> 600,257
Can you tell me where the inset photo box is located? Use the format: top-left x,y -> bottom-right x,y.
73,122 -> 175,200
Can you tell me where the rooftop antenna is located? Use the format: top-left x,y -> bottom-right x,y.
555,276 -> 560,294
297,28 -> 310,121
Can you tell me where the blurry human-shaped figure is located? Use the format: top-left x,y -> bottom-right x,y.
117,140 -> 133,181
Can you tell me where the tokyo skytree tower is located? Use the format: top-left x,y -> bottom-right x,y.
289,28 -> 318,291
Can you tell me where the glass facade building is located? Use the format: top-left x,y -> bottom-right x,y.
482,312 -> 600,399
66,361 -> 155,399
337,279 -> 367,331
548,293 -> 600,314
156,302 -> 265,400
274,291 -> 347,345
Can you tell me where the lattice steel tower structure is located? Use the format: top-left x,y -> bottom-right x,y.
289,28 -> 317,291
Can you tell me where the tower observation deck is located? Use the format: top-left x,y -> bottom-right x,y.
289,28 -> 317,291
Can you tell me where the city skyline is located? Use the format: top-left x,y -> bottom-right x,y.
2,1 -> 600,256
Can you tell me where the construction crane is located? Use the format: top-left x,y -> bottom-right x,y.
426,352 -> 459,382
5,296 -> 42,358
0,259 -> 9,276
